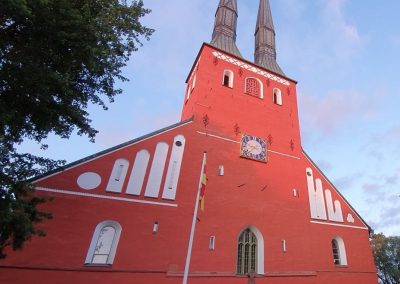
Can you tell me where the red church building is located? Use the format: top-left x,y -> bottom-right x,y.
0,1 -> 378,283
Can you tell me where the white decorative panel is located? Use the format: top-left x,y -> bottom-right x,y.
106,158 -> 129,193
347,214 -> 355,223
126,150 -> 150,196
306,168 -> 327,220
212,51 -> 290,86
162,135 -> 186,200
144,142 -> 169,198
325,190 -> 344,222
77,172 -> 101,190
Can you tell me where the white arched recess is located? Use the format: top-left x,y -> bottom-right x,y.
237,225 -> 265,274
126,150 -> 150,195
106,159 -> 129,193
162,135 -> 186,200
144,142 -> 169,198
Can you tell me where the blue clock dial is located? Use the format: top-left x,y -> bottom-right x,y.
240,134 -> 267,162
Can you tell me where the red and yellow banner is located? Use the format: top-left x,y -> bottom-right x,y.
199,157 -> 207,211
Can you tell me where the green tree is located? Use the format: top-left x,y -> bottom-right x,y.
371,233 -> 400,284
0,0 -> 153,258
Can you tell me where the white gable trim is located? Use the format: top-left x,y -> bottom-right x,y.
310,220 -> 367,230
36,187 -> 178,208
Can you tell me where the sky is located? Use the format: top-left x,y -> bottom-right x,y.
20,0 -> 400,235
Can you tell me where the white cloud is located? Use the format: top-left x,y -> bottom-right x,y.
299,90 -> 373,135
323,0 -> 363,52
390,34 -> 400,47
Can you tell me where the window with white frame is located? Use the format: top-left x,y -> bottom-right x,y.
331,236 -> 348,266
85,221 -> 122,265
273,88 -> 282,105
237,229 -> 257,274
236,226 -> 265,275
223,70 -> 234,88
245,77 -> 263,98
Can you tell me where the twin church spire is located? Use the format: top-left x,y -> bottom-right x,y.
210,0 -> 285,76
210,0 -> 242,58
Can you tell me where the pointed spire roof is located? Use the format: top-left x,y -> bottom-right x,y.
210,0 -> 242,58
254,0 -> 285,76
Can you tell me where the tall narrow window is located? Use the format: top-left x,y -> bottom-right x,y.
185,85 -> 191,101
245,78 -> 263,98
209,236 -> 216,251
332,239 -> 340,265
331,236 -> 348,266
192,74 -> 197,90
237,229 -> 258,274
85,221 -> 122,265
273,88 -> 282,105
223,70 -> 234,88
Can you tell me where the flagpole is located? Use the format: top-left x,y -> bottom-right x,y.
182,151 -> 206,284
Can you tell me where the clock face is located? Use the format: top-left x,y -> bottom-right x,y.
240,135 -> 267,162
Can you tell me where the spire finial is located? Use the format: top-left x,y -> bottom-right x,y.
210,0 -> 242,58
254,0 -> 285,75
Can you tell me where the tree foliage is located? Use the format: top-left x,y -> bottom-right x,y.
371,233 -> 400,284
0,0 -> 153,258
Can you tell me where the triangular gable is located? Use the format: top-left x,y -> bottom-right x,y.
34,118 -> 193,205
302,150 -> 372,233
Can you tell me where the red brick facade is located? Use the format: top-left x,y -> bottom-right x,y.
0,44 -> 377,283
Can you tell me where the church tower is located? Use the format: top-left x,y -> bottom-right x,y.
0,1 -> 378,284
182,0 -> 302,158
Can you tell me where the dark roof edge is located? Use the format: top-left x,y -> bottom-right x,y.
32,117 -> 194,183
302,149 -> 373,234
185,43 -> 298,84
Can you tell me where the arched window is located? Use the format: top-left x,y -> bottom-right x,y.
237,227 -> 264,275
245,78 -> 263,98
85,221 -> 122,265
273,88 -> 282,105
223,70 -> 234,88
331,236 -> 347,266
